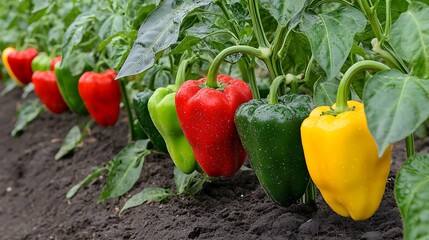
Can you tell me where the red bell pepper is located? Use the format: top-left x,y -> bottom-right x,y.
7,48 -> 38,85
78,69 -> 121,126
32,71 -> 69,114
175,74 -> 252,177
50,56 -> 62,71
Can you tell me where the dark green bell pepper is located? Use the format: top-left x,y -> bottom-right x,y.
54,61 -> 89,115
31,53 -> 51,72
235,76 -> 314,207
133,90 -> 168,153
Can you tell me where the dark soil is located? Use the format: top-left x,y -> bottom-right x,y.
0,85 -> 426,240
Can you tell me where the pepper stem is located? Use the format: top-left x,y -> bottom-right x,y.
268,75 -> 286,104
206,45 -> 267,89
175,55 -> 198,87
334,60 -> 390,113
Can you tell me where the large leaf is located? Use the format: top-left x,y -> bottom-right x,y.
99,140 -> 150,201
395,154 -> 429,240
363,70 -> 429,156
390,2 -> 429,79
120,188 -> 172,214
117,0 -> 212,79
260,0 -> 306,26
302,7 -> 366,81
11,99 -> 44,137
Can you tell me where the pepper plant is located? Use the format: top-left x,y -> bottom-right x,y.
116,0 -> 429,237
2,0 -> 429,237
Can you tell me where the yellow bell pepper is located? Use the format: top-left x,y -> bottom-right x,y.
1,47 -> 23,86
300,100 -> 391,220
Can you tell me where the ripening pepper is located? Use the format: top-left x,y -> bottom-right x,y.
301,100 -> 391,220
32,71 -> 69,114
50,56 -> 62,71
235,93 -> 313,206
78,69 -> 121,126
31,53 -> 51,72
148,84 -> 197,174
5,47 -> 38,85
133,91 -> 168,153
175,74 -> 252,177
1,47 -> 19,84
54,61 -> 89,115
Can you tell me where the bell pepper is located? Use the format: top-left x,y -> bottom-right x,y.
54,61 -> 89,115
32,71 -> 69,114
5,47 -> 38,85
2,47 -> 20,84
31,53 -> 51,72
78,69 -> 121,126
50,56 -> 62,71
133,91 -> 168,153
235,76 -> 313,206
175,74 -> 252,177
301,100 -> 391,220
148,84 -> 197,174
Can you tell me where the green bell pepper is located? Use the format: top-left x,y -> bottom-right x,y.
54,61 -> 89,115
133,90 -> 168,153
31,53 -> 51,72
235,76 -> 314,206
148,84 -> 197,174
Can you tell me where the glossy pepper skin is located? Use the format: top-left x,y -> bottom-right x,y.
301,100 -> 391,220
32,71 -> 69,114
78,70 -> 121,126
6,47 -> 38,85
1,47 -> 19,84
31,53 -> 51,72
54,61 -> 89,115
235,94 -> 313,206
175,74 -> 252,177
133,91 -> 168,153
148,85 -> 197,174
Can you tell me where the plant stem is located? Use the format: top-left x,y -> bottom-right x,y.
119,78 -> 137,142
384,0 -> 392,37
216,1 -> 241,40
300,180 -> 316,205
335,60 -> 390,113
268,75 -> 286,104
248,0 -> 270,48
312,0 -> 354,8
206,45 -> 266,88
358,0 -> 384,41
406,135 -> 415,157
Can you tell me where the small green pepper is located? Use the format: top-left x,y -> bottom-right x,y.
133,90 -> 168,153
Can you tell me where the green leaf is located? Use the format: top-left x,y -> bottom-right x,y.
120,188 -> 172,214
313,76 -> 340,106
302,7 -> 366,81
55,125 -> 83,160
260,0 -> 306,26
390,2 -> 429,79
66,166 -> 108,199
61,13 -> 97,62
395,154 -> 429,240
117,0 -> 212,79
99,140 -> 151,201
363,70 -> 429,156
98,14 -> 127,40
174,167 -> 206,196
11,99 -> 44,137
